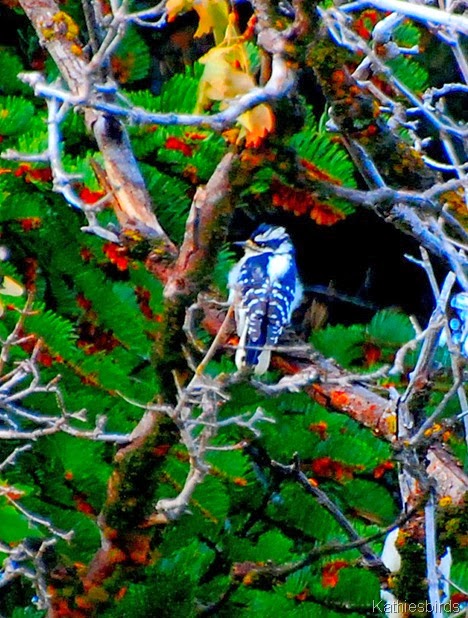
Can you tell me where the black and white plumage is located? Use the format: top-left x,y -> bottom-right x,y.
228,224 -> 303,375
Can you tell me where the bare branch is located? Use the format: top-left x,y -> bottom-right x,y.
341,0 -> 468,36
0,445 -> 32,472
17,0 -> 177,250
244,447 -> 389,572
18,55 -> 295,133
425,492 -> 444,618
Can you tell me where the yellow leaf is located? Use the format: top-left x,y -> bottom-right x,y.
194,0 -> 229,44
167,0 -> 229,45
199,14 -> 249,70
196,17 -> 254,110
206,65 -> 254,101
0,275 -> 24,297
195,12 -> 275,146
166,0 -> 192,22
237,104 -> 275,147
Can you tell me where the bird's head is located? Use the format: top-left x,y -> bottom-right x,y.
235,225 -> 294,255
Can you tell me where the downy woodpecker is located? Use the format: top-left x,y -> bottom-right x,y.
229,224 -> 302,375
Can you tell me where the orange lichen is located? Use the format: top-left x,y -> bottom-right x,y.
439,496 -> 453,508
442,188 -> 467,217
52,11 -> 80,40
70,43 -> 83,56
384,414 -> 397,436
329,389 -> 351,408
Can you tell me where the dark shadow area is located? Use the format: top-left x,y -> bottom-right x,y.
230,208 -> 443,326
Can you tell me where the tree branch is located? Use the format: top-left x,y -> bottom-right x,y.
17,0 -> 177,255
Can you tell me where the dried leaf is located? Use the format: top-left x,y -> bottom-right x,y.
167,0 -> 229,44
194,0 -> 229,43
0,275 -> 24,297
196,16 -> 274,146
237,104 -> 275,147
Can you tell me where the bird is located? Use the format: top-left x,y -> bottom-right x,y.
228,224 -> 303,375
450,292 -> 468,357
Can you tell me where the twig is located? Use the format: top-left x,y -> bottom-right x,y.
425,491 -> 444,618
19,61 -> 295,133
410,378 -> 462,446
252,367 -> 319,394
0,445 -> 32,472
195,304 -> 234,376
18,0 -> 177,250
4,494 -> 73,541
341,0 -> 468,36
236,502 -> 421,582
85,2 -> 128,75
247,448 -> 389,572
409,248 -> 468,441
400,271 -> 456,414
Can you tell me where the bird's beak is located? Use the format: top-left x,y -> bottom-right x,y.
234,239 -> 259,250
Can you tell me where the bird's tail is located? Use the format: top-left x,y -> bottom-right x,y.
235,345 -> 271,375
235,319 -> 270,375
